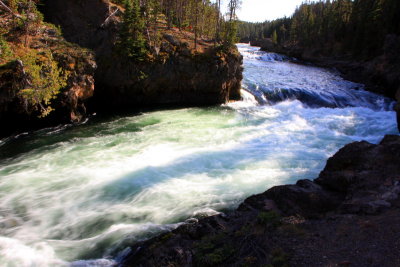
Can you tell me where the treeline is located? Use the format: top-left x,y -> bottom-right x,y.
238,17 -> 291,44
238,0 -> 400,59
1,0 -> 243,62
115,0 -> 241,60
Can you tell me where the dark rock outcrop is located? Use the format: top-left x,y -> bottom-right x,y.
120,135 -> 400,266
41,0 -> 119,55
93,43 -> 243,110
239,179 -> 343,218
0,30 -> 96,138
42,0 -> 243,112
316,135 -> 400,214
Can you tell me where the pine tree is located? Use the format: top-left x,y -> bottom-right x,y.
224,0 -> 240,46
118,0 -> 147,61
272,30 -> 278,44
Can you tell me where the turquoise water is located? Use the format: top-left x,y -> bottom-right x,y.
0,44 -> 398,266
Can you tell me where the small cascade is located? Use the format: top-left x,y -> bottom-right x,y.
237,44 -> 395,111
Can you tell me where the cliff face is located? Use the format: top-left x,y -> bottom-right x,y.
41,0 -> 117,55
120,135 -> 400,267
93,38 -> 242,110
42,0 -> 243,112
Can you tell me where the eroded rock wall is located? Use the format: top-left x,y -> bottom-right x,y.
93,41 -> 243,110
0,32 -> 96,138
42,0 -> 243,112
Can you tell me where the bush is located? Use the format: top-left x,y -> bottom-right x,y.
270,247 -> 289,267
18,49 -> 67,117
194,233 -> 236,266
0,34 -> 13,64
257,211 -> 281,228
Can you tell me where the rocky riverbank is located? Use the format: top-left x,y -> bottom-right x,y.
252,36 -> 400,131
120,135 -> 400,266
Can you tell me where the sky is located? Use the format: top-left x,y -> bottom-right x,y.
222,0 -> 305,22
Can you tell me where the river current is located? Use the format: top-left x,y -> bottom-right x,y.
0,44 -> 398,266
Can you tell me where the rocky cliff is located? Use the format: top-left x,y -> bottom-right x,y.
120,135 -> 400,266
93,38 -> 242,110
0,18 -> 96,138
42,0 -> 242,112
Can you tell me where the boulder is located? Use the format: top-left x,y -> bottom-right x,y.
239,179 -> 342,218
163,33 -> 181,47
316,135 -> 400,214
316,136 -> 400,192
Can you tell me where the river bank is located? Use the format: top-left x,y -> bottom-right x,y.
120,134 -> 400,267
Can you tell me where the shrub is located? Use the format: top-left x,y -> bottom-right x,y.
0,34 -> 13,64
270,247 -> 289,267
18,49 -> 67,117
257,211 -> 281,228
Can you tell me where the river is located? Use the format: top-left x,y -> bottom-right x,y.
0,44 -> 398,266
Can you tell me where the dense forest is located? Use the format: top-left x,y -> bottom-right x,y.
238,0 -> 400,59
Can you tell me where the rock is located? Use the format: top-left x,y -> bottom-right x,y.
42,0 -> 117,55
382,191 -> 398,201
383,34 -> 400,63
91,45 -> 242,110
0,32 -> 96,138
315,135 -> 400,214
42,0 -> 243,114
395,88 -> 400,131
163,33 -> 181,47
240,179 -> 342,218
250,38 -> 285,54
0,218 -> 21,229
315,141 -> 376,192
363,200 -> 391,214
316,136 -> 400,193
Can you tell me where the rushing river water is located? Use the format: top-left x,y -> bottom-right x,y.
0,44 -> 398,266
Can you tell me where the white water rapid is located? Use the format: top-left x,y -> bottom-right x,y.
0,44 -> 398,266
